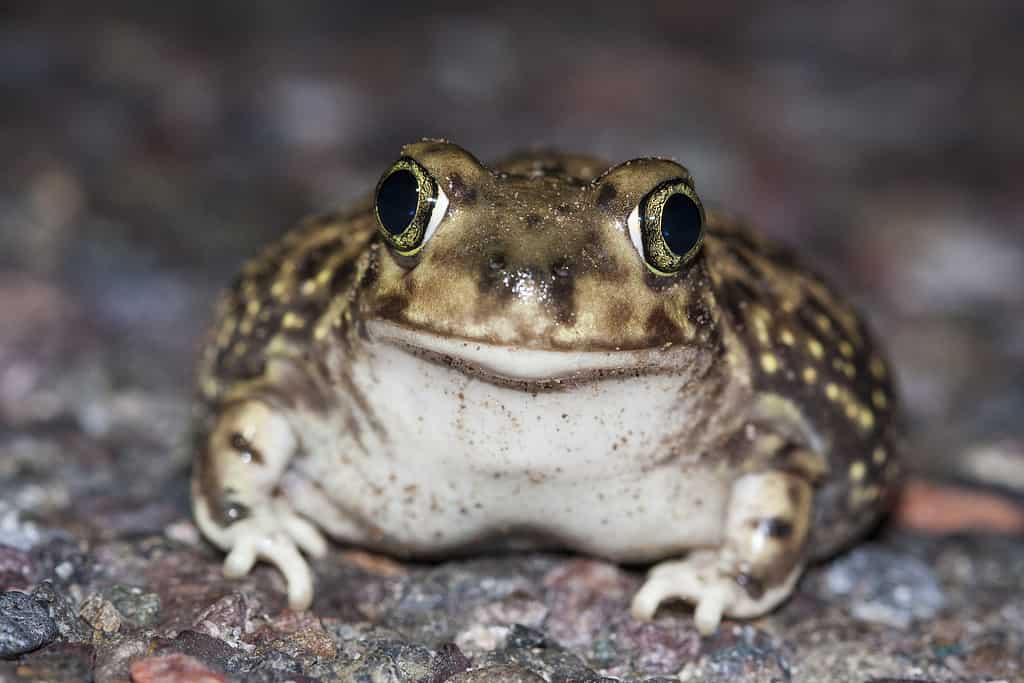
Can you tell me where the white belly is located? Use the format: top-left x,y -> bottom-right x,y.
284,337 -> 731,562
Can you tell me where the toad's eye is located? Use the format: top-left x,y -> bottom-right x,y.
374,157 -> 449,255
627,179 -> 705,275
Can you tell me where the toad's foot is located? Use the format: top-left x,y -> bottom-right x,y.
631,549 -> 802,635
631,469 -> 814,635
193,399 -> 329,610
218,498 -> 328,610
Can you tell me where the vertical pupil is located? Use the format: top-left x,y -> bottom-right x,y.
377,170 -> 420,235
660,192 -> 702,256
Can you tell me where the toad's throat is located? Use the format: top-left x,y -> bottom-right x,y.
365,319 -> 702,384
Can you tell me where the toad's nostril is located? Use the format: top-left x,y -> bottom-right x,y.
552,258 -> 573,279
487,254 -> 507,272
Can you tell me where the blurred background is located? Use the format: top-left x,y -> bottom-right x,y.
2,2 -> 1024,679
4,1 -> 1023,494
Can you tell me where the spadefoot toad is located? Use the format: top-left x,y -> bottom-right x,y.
192,140 -> 902,634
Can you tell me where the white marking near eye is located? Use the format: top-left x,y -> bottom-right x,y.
627,205 -> 644,259
422,184 -> 450,246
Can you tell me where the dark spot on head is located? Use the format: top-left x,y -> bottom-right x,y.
376,294 -> 410,319
755,516 -> 794,539
596,183 -> 618,208
556,203 -> 573,215
645,307 -> 678,342
551,258 -> 573,279
477,258 -> 514,302
540,160 -> 565,176
549,265 -> 576,325
524,213 -> 542,228
448,172 -> 478,204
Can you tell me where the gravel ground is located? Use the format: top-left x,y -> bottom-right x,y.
2,2 -> 1023,681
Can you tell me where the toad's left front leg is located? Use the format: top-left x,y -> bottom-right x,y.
631,470 -> 813,635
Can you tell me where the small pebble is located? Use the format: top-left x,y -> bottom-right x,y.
78,594 -> 123,636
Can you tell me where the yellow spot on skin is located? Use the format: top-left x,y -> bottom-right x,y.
752,309 -> 771,346
270,280 -> 288,298
760,353 -> 780,374
872,389 -> 888,410
201,378 -> 219,398
808,339 -> 824,359
300,279 -> 318,296
825,383 -> 840,401
282,312 -> 306,329
779,329 -> 796,346
849,461 -> 866,481
802,366 -> 818,384
833,358 -> 855,378
845,402 -> 859,420
816,315 -> 833,332
858,408 -> 875,431
239,319 -> 254,335
316,268 -> 334,286
246,299 -> 261,316
873,446 -> 887,465
839,340 -> 854,358
869,355 -> 887,380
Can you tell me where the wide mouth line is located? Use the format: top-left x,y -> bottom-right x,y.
365,319 -> 691,384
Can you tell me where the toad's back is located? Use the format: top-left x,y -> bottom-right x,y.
701,216 -> 901,557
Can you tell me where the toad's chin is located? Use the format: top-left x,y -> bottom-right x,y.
364,319 -> 702,385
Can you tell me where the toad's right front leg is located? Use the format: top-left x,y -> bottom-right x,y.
192,400 -> 328,610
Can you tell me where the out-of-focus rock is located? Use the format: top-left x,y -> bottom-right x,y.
0,590 -> 58,658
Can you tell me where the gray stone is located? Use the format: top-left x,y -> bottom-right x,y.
822,544 -> 947,628
0,590 -> 58,658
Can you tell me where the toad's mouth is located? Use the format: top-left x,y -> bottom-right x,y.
365,320 -> 700,385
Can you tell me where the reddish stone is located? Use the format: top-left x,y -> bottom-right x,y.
130,653 -> 227,683
895,479 -> 1024,534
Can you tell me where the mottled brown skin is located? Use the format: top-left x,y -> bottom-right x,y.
192,139 -> 902,627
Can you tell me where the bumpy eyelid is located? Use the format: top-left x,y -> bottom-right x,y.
592,160 -> 693,222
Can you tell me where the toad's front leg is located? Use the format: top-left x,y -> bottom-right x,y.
192,400 -> 328,610
631,469 -> 813,635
